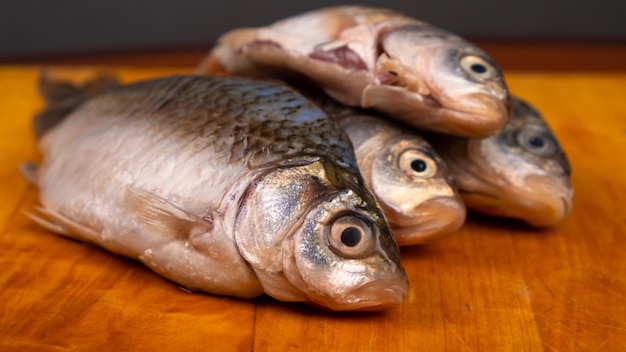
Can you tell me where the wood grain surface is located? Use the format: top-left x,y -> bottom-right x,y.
1,66 -> 625,351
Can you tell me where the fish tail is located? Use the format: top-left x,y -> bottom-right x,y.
33,68 -> 121,139
195,53 -> 229,75
195,28 -> 259,75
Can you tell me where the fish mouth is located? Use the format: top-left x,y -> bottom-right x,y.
330,279 -> 409,312
460,176 -> 573,227
390,196 -> 466,246
362,84 -> 508,137
519,176 -> 573,226
434,92 -> 510,137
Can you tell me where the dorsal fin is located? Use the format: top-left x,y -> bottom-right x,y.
33,69 -> 121,139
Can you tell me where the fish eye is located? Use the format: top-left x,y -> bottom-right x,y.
328,215 -> 374,258
411,159 -> 427,172
399,149 -> 437,179
459,55 -> 497,80
341,227 -> 362,247
516,127 -> 557,156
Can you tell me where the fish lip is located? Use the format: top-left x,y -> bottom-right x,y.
389,196 -> 466,246
333,279 -> 409,312
362,84 -> 509,137
433,93 -> 510,137
560,195 -> 572,218
460,176 -> 573,227
521,175 -> 573,226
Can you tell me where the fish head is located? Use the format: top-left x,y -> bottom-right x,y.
446,97 -> 573,226
350,119 -> 465,245
371,140 -> 467,245
235,157 -> 408,311
368,24 -> 509,136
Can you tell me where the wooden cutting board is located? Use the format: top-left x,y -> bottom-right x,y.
1,66 -> 625,351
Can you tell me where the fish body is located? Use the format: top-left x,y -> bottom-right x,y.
306,90 -> 465,245
199,6 -> 509,137
26,75 -> 408,311
427,97 -> 573,226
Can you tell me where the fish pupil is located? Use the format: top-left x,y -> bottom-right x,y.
529,136 -> 545,148
411,159 -> 427,173
470,63 -> 487,74
341,227 -> 362,247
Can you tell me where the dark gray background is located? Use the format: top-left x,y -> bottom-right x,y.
2,0 -> 625,56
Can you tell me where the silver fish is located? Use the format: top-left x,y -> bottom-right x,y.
23,74 -> 408,311
306,90 -> 466,245
198,6 -> 510,137
427,96 -> 573,226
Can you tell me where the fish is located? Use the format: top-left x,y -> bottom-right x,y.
304,88 -> 466,245
22,74 -> 409,311
426,96 -> 573,226
198,5 -> 510,137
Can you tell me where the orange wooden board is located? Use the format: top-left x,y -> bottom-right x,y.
1,66 -> 625,351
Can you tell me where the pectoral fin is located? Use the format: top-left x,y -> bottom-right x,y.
124,187 -> 261,295
124,187 -> 213,242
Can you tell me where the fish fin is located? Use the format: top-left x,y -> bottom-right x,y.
33,68 -> 121,139
23,206 -> 102,244
22,208 -> 67,235
197,28 -> 265,75
195,53 -> 229,75
124,187 -> 213,241
125,188 -> 261,296
19,161 -> 39,185
218,28 -> 259,50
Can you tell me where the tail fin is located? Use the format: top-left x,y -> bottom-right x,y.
195,28 -> 260,76
33,69 -> 121,139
